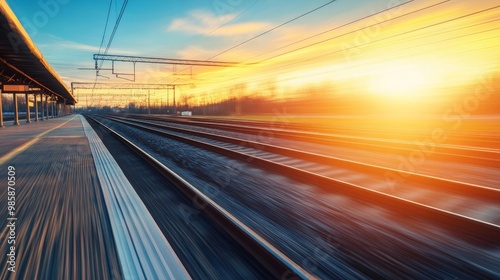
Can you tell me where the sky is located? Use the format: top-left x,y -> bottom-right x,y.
7,0 -> 352,81
5,0 -> 500,109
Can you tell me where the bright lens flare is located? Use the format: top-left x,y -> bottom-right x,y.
369,64 -> 434,98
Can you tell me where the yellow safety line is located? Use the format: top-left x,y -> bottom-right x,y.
0,115 -> 78,165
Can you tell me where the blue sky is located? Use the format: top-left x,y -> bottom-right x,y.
5,0 -> 384,85
6,0 -> 497,110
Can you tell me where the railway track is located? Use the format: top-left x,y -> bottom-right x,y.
98,114 -> 500,241
89,114 -> 500,278
156,115 -> 500,147
123,114 -> 500,167
123,114 -> 500,143
86,115 -> 313,279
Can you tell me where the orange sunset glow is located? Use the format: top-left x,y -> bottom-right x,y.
68,0 -> 500,118
2,0 -> 500,278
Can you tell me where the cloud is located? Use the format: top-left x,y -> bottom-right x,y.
168,10 -> 269,36
176,45 -> 216,60
39,35 -> 136,55
58,41 -> 136,55
174,44 -> 263,63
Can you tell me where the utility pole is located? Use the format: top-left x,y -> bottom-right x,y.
25,93 -> 31,123
148,89 -> 150,114
0,89 -> 3,127
173,85 -> 176,115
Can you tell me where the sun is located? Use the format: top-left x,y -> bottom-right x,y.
368,63 -> 434,98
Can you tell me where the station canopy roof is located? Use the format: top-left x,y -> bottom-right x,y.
0,0 -> 76,105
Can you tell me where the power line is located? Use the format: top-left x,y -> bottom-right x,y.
197,0 -> 423,82
93,0 -> 114,99
93,0 -> 129,88
213,30 -> 499,91
273,31 -> 500,86
97,0 -> 113,56
93,0 -> 128,105
164,0 -> 337,82
205,0 -> 337,61
192,8 -> 500,90
103,0 -> 129,56
199,0 -> 491,84
254,0 -> 450,64
160,1 -> 498,103
193,37 -> 499,98
207,0 -> 261,36
177,0 -> 262,76
274,4 -> 500,71
246,0 -> 415,62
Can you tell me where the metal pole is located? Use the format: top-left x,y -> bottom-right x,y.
0,89 -> 3,127
25,93 -> 31,123
51,96 -> 54,118
40,93 -> 44,121
173,86 -> 176,115
148,89 -> 150,114
13,93 -> 19,125
34,93 -> 39,121
45,95 -> 49,119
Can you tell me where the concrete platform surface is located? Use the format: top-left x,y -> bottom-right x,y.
0,115 -> 123,279
0,115 -> 79,162
0,114 -> 190,280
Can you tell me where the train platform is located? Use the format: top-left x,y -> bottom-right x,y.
0,115 -> 189,279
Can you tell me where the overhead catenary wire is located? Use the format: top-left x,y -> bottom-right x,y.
204,0 -> 448,82
97,0 -> 114,59
207,0 -> 262,36
164,0 -> 337,82
160,3 -> 499,114
209,31 -> 500,96
206,0 -> 337,61
178,0 -> 263,76
91,0 -> 128,108
196,0 -> 421,81
189,6 -> 500,93
88,1 -> 498,109
92,0 -> 114,105
257,4 -> 500,73
196,1 -> 498,86
245,0 -> 417,62
103,0 -> 129,56
96,0 -> 129,73
195,30 -> 499,94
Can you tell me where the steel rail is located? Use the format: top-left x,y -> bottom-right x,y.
86,115 -> 315,280
99,115 -> 500,244
126,114 -> 500,167
106,115 -> 500,202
